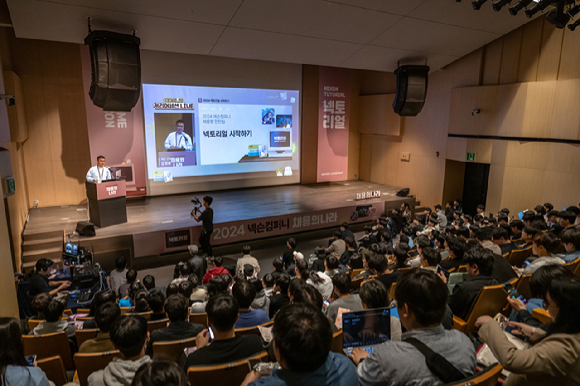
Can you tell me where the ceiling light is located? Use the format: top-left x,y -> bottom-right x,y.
492,0 -> 512,11
546,2 -> 570,28
525,0 -> 552,18
472,0 -> 489,10
567,4 -> 580,17
568,18 -> 580,30
509,0 -> 534,15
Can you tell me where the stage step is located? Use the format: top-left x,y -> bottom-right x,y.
22,237 -> 63,252
22,257 -> 62,271
22,247 -> 62,262
23,230 -> 64,243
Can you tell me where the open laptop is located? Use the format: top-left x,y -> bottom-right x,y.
343,307 -> 391,355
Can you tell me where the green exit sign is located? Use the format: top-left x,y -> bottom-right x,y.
467,152 -> 476,162
4,176 -> 15,196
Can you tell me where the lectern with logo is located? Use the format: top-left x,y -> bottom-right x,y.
85,180 -> 127,228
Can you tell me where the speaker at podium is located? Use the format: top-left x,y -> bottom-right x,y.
85,180 -> 128,228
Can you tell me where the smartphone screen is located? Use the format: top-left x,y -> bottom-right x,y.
25,355 -> 36,366
248,358 -> 262,372
436,265 -> 450,281
208,327 -> 215,340
503,283 -> 527,304
323,300 -> 330,307
502,283 -> 515,294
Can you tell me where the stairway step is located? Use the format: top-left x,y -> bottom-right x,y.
22,237 -> 63,253
23,257 -> 62,270
23,230 -> 64,243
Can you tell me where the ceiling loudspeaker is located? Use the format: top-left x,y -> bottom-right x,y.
84,30 -> 141,112
392,65 -> 430,117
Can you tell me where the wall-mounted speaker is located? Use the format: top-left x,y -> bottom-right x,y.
392,65 -> 429,117
84,30 -> 141,112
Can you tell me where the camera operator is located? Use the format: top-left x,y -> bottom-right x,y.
191,196 -> 214,257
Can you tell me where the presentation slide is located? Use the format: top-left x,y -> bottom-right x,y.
142,84 -> 300,184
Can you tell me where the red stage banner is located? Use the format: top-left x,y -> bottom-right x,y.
317,66 -> 350,182
80,46 -> 147,197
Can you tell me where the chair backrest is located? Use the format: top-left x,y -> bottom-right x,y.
28,319 -> 42,331
457,265 -> 467,273
351,268 -> 363,278
76,308 -> 91,314
63,309 -> 73,317
187,351 -> 268,386
189,313 -> 208,327
515,274 -> 532,301
464,284 -> 510,334
120,307 -> 133,315
131,311 -> 153,319
235,320 -> 273,337
388,283 -> 396,302
152,337 -> 196,361
36,355 -> 68,386
330,329 -> 343,354
147,318 -> 169,333
350,276 -> 363,291
563,257 -> 580,275
447,363 -> 503,386
75,328 -> 99,349
508,246 -> 533,266
74,350 -> 123,386
22,331 -> 74,371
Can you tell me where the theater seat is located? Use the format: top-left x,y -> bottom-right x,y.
22,331 -> 75,371
515,274 -> 532,301
74,350 -> 123,386
153,337 -> 196,361
235,321 -> 273,337
187,351 -> 268,386
75,328 -> 99,349
446,363 -> 503,386
36,356 -> 68,386
189,313 -> 208,327
350,276 -> 363,291
563,257 -> 580,275
532,308 -> 551,324
452,283 -> 510,334
507,246 -> 533,267
330,329 -> 343,355
147,318 -> 169,333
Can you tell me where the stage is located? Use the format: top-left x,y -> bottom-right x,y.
23,181 -> 414,271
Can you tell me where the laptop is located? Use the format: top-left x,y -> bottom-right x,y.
343,307 -> 391,356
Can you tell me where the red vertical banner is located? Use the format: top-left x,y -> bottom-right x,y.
80,46 -> 148,197
317,67 -> 350,182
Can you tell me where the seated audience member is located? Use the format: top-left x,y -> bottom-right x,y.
547,210 -> 564,236
189,274 -> 206,303
271,258 -> 285,280
29,258 -> 71,297
31,297 -> 76,339
324,255 -> 342,278
190,275 -> 229,314
476,227 -> 502,256
236,245 -> 261,279
269,274 -> 291,319
492,227 -> 519,255
351,270 -> 476,385
447,247 -> 497,321
165,283 -> 179,297
341,237 -> 356,267
233,279 -> 270,328
133,359 -> 188,386
147,290 -> 167,321
408,236 -> 431,267
522,210 -> 536,227
310,247 -> 327,273
353,250 -> 373,281
521,226 -> 540,248
79,302 -> 120,353
133,289 -> 151,313
143,274 -> 164,294
325,273 -> 363,327
326,230 -> 346,258
391,246 -> 409,269
202,256 -> 229,284
177,280 -> 194,306
511,220 -> 524,241
84,289 -> 117,329
476,276 -> 580,386
357,280 -> 402,339
285,251 -> 303,276
440,236 -> 466,271
420,247 -> 441,272
522,232 -> 565,274
341,221 -> 355,244
88,315 -> 151,386
456,226 -> 470,243
171,262 -> 191,286
561,227 -> 580,263
250,278 -> 270,315
262,274 -> 275,296
185,295 -> 264,368
109,257 -> 128,296
282,238 -> 297,271
187,245 -> 207,285
243,303 -> 358,386
119,282 -> 145,308
118,269 -> 137,299
557,210 -> 577,231
290,283 -> 324,311
146,295 -> 204,356
0,317 -> 51,386
417,216 -> 438,238
30,293 -> 52,321
368,253 -> 398,293
295,259 -> 333,300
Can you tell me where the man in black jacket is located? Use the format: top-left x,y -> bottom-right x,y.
146,294 -> 204,356
269,274 -> 291,319
282,238 -> 297,271
447,247 -> 497,321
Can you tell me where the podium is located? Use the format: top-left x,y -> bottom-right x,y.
86,180 -> 127,228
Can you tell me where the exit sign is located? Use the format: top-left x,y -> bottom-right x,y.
3,176 -> 15,196
467,152 -> 476,162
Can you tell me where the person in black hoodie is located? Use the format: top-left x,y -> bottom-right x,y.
440,236 -> 466,272
311,247 -> 327,273
282,238 -> 297,271
269,274 -> 291,319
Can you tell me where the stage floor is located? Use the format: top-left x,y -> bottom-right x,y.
25,180 -> 406,239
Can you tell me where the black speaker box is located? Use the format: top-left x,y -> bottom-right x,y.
84,30 -> 141,112
396,188 -> 410,197
392,65 -> 429,117
76,221 -> 96,237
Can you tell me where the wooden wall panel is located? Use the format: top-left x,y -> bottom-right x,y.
358,94 -> 400,136
537,19 -> 564,81
550,79 -> 580,140
558,28 -> 580,80
482,38 -> 503,86
499,28 -> 522,85
451,49 -> 483,88
517,18 -> 542,83
493,83 -> 526,137
521,81 -> 557,138
358,134 -> 373,182
301,65 -> 319,184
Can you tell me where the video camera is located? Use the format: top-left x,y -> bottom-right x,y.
191,197 -> 202,215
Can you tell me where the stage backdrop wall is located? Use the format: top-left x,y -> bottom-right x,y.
80,46 -> 148,197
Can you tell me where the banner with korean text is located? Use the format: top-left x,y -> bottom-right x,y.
80,46 -> 148,197
317,67 -> 350,182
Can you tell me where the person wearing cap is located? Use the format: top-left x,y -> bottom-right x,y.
187,245 -> 207,284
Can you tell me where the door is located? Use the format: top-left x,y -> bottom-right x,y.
462,163 -> 490,216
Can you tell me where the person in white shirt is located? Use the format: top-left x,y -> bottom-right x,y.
164,119 -> 194,151
86,155 -> 112,183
